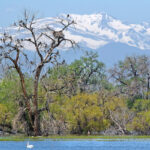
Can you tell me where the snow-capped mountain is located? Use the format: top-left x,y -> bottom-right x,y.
1,13 -> 150,67
37,13 -> 150,50
65,13 -> 150,50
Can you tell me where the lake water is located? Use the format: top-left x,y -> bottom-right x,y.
0,139 -> 150,150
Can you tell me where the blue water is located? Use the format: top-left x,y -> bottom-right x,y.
0,139 -> 150,150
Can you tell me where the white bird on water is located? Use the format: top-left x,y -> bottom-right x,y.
26,142 -> 34,149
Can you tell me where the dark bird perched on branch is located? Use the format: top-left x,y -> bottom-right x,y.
53,31 -> 64,39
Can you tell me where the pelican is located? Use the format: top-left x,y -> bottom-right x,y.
26,142 -> 34,149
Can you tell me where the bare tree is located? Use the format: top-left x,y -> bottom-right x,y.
109,56 -> 150,100
0,11 -> 76,136
108,106 -> 134,134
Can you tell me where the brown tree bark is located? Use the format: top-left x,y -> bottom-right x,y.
0,11 -> 75,136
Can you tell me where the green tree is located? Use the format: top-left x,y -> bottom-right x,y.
70,51 -> 106,92
110,55 -> 150,100
132,99 -> 150,112
42,51 -> 108,97
63,93 -> 109,134
0,103 -> 12,133
130,111 -> 150,134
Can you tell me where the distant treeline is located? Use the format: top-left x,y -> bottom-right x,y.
0,51 -> 150,136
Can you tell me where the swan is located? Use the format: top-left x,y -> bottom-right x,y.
26,142 -> 34,149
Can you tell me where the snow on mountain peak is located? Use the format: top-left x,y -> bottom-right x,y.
64,13 -> 150,50
1,12 -> 150,51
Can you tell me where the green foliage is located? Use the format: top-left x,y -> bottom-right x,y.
63,93 -> 110,134
45,51 -> 108,97
110,55 -> 150,100
0,71 -> 21,103
0,103 -> 12,125
70,51 -> 106,88
132,99 -> 150,112
2,54 -> 150,135
131,111 -> 150,134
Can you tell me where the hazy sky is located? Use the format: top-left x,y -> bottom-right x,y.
0,0 -> 150,26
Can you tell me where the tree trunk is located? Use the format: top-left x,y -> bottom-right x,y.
15,64 -> 34,135
33,79 -> 41,136
33,65 -> 43,136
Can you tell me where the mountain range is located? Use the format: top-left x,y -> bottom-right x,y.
1,13 -> 150,67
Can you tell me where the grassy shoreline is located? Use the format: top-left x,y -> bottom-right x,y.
0,135 -> 150,141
